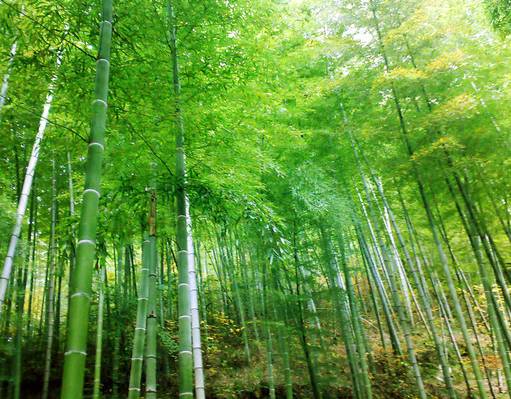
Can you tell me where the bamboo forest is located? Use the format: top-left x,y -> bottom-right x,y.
1,0 -> 511,398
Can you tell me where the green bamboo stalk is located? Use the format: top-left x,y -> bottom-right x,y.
262,260 -> 277,399
36,246 -> 51,339
42,159 -> 57,399
128,237 -> 150,399
130,245 -> 138,297
196,243 -> 210,343
12,177 -> 36,399
159,241 -> 171,379
0,39 -> 18,118
60,1 -> 113,396
92,264 -> 105,399
26,185 -> 38,339
249,249 -> 262,338
12,259 -> 25,399
186,199 -> 205,399
111,245 -> 121,399
167,2 -> 193,396
54,251 -> 64,353
165,239 -> 174,319
145,192 -> 158,399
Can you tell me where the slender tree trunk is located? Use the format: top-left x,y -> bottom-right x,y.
262,260 -> 277,399
61,1 -> 113,396
128,236 -> 150,399
26,190 -> 38,339
168,2 -> 193,396
0,40 -> 18,120
0,50 -> 63,312
92,264 -> 105,399
146,192 -> 158,399
12,175 -> 36,399
67,152 -> 75,217
185,197 -> 206,399
12,252 -> 28,398
42,160 -> 57,399
111,245 -> 121,399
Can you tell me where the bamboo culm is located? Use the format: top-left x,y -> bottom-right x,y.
186,196 -> 206,399
128,237 -> 150,399
0,50 -> 63,312
60,1 -> 113,396
92,265 -> 105,399
42,159 -> 57,399
145,192 -> 158,399
0,40 -> 18,119
168,2 -> 193,396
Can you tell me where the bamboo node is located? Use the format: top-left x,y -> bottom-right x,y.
88,142 -> 105,151
78,239 -> 95,246
65,349 -> 87,356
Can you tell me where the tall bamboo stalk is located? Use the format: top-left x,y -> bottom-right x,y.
186,196 -> 206,399
146,192 -> 158,399
42,159 -> 57,399
12,176 -> 36,399
128,237 -> 150,399
0,40 -> 18,119
168,2 -> 193,396
262,259 -> 277,399
61,1 -> 113,396
0,50 -> 63,312
92,264 -> 105,399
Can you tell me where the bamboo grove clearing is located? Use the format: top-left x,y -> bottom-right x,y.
0,0 -> 510,398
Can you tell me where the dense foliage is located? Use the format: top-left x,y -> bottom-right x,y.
0,0 -> 510,398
